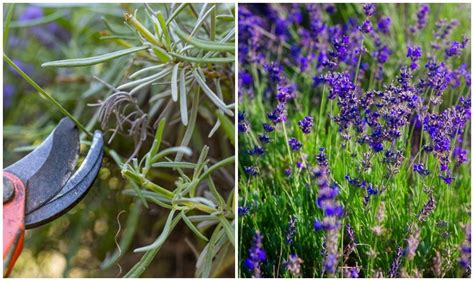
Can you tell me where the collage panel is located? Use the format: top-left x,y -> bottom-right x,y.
3,3 -> 235,278
238,3 -> 471,278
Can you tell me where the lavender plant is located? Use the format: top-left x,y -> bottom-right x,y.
238,3 -> 470,278
4,3 -> 234,277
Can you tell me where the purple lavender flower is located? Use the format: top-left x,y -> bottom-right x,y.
284,254 -> 303,277
244,166 -> 258,177
405,225 -> 421,260
263,123 -> 274,132
264,62 -> 284,83
248,146 -> 265,156
313,166 -> 342,275
445,41 -> 462,57
19,5 -> 43,21
413,163 -> 430,176
439,174 -> 454,185
377,16 -> 391,34
8,59 -> 34,77
3,84 -> 15,109
240,71 -> 253,86
389,246 -> 403,278
418,194 -> 436,222
362,4 -> 376,16
407,46 -> 422,69
245,231 -> 266,278
343,266 -> 360,278
284,168 -> 292,176
267,103 -> 287,124
316,147 -> 329,172
258,134 -> 271,144
288,137 -> 302,151
459,222 -> 471,273
285,215 -> 297,244
298,116 -> 314,134
453,147 -> 468,165
374,45 -> 391,64
416,4 -> 429,31
238,111 -> 250,133
360,19 -> 373,33
238,206 -> 250,216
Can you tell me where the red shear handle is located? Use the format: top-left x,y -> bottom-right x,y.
3,172 -> 26,277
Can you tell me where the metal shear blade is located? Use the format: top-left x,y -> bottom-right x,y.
24,131 -> 104,229
5,118 -> 80,214
4,117 -> 104,228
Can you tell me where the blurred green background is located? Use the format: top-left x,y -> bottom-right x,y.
3,3 -> 234,277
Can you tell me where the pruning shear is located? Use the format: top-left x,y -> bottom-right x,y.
3,117 -> 104,277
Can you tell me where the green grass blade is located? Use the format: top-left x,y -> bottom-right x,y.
4,54 -> 92,137
3,4 -> 15,49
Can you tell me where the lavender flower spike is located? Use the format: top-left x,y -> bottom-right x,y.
245,230 -> 267,278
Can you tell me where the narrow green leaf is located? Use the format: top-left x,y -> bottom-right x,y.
190,4 -> 215,37
42,45 -> 150,68
151,118 -> 167,157
4,54 -> 92,137
216,110 -> 235,146
151,45 -> 171,62
179,67 -> 188,125
193,69 -> 234,116
124,212 -> 182,277
170,52 -> 235,64
124,13 -> 163,48
129,64 -> 166,79
174,28 -> 234,52
151,146 -> 192,163
200,225 -> 222,277
129,181 -> 149,208
175,88 -> 199,162
216,15 -> 234,22
171,64 -> 179,102
182,211 -> 209,242
210,5 -> 216,41
218,216 -> 235,247
208,120 -> 221,138
144,118 -> 167,175
118,66 -> 172,90
166,3 -> 188,25
152,161 -> 196,169
156,11 -> 171,50
3,4 -> 15,49
134,209 -> 177,252
207,176 -> 226,208
10,11 -> 63,28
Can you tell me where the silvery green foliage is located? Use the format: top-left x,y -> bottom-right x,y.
43,3 -> 235,277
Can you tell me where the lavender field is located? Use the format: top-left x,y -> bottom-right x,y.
238,3 -> 471,278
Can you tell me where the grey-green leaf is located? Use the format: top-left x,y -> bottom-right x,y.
42,45 -> 150,68
193,69 -> 233,116
179,67 -> 188,125
171,64 -> 179,102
